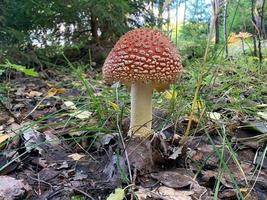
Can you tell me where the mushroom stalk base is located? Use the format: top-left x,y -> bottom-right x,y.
129,83 -> 153,138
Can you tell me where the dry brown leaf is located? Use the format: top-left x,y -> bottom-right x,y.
157,186 -> 193,200
26,91 -> 43,97
68,153 -> 85,161
0,176 -> 31,200
135,186 -> 194,200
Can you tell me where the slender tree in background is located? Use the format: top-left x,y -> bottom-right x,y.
90,13 -> 99,42
251,0 -> 266,63
157,0 -> 165,29
223,0 -> 228,58
176,1 -> 179,45
212,0 -> 222,45
183,0 -> 187,26
167,4 -> 171,34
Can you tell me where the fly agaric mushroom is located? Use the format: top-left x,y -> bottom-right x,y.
103,28 -> 182,138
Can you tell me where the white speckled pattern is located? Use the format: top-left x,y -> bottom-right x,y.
103,28 -> 182,90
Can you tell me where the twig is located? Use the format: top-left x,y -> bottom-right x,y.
68,186 -> 96,200
23,96 -> 47,120
130,169 -> 137,200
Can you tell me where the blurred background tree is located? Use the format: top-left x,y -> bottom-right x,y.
0,0 -> 266,67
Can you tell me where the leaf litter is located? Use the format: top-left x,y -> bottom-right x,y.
0,67 -> 267,200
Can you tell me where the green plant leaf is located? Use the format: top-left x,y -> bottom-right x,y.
106,188 -> 124,200
0,60 -> 38,77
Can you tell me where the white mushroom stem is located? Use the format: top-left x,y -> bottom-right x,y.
129,82 -> 153,138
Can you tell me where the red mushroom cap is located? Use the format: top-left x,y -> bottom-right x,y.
103,28 -> 182,91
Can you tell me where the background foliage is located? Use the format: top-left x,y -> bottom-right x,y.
0,0 -> 266,66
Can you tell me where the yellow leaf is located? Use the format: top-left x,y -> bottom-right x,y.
56,88 -> 65,94
0,134 -> 10,144
192,99 -> 205,112
164,90 -> 177,100
108,101 -> 120,111
47,88 -> 65,97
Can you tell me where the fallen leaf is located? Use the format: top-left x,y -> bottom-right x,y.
47,88 -> 65,97
258,112 -> 267,121
68,153 -> 85,161
69,110 -> 92,119
97,133 -> 118,146
22,127 -> 44,152
64,101 -> 77,110
38,168 -> 60,181
169,146 -> 183,160
0,134 -> 10,144
44,131 -> 61,146
239,121 -> 267,134
207,112 -> 221,121
26,91 -> 43,97
68,131 -> 86,136
103,155 -> 127,183
0,176 -> 31,200
106,188 -> 124,200
157,186 -> 193,200
135,186 -> 194,200
151,171 -> 193,188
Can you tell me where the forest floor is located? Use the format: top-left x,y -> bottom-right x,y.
0,50 -> 267,200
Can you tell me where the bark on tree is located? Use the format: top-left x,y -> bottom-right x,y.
158,0 -> 164,29
183,0 -> 187,26
167,5 -> 170,34
213,0 -> 221,44
176,1 -> 179,46
90,13 -> 99,42
251,0 -> 265,63
223,0 -> 228,58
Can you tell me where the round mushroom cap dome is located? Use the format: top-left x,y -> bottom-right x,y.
103,28 -> 182,91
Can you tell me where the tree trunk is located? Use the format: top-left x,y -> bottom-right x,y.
255,0 -> 266,37
167,5 -> 170,35
176,1 -> 179,46
252,35 -> 258,56
251,0 -> 265,63
213,0 -> 221,44
90,13 -> 98,42
223,0 -> 228,58
158,0 -> 164,29
183,0 -> 187,26
251,0 -> 258,56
